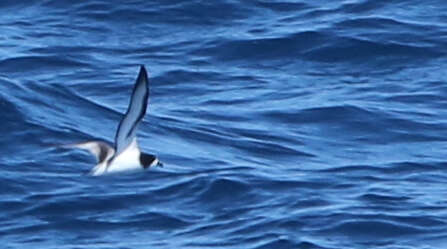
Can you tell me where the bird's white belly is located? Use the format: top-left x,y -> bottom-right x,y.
90,144 -> 143,175
107,158 -> 142,173
108,148 -> 142,172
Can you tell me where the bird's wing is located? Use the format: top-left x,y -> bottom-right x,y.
63,141 -> 115,164
114,65 -> 149,156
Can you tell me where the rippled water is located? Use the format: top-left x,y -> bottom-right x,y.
2,1 -> 447,248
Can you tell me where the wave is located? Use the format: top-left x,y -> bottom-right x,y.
2,0 -> 447,248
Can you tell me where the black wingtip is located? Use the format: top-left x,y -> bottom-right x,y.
139,65 -> 148,79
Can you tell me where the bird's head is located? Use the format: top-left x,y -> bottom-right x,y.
140,153 -> 163,169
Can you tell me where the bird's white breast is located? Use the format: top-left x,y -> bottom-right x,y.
107,145 -> 142,173
90,139 -> 143,175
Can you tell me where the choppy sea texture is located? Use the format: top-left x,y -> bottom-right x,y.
2,1 -> 447,248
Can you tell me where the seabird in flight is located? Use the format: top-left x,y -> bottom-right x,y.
65,65 -> 162,176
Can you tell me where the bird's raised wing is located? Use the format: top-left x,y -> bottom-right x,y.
114,65 -> 149,156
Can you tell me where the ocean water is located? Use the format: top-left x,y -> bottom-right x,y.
1,0 -> 447,248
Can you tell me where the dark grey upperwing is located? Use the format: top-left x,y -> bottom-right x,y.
114,65 -> 149,156
63,141 -> 115,164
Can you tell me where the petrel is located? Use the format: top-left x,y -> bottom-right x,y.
66,65 -> 162,176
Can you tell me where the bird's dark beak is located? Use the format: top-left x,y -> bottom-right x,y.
157,160 -> 164,168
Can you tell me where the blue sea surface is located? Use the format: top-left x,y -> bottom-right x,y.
2,1 -> 447,248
